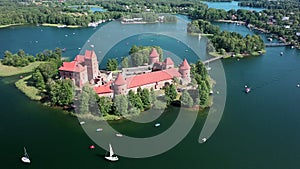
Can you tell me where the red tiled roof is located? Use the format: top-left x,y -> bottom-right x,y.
74,55 -> 85,63
126,68 -> 180,88
164,57 -> 174,65
85,50 -> 96,59
94,84 -> 112,94
114,73 -> 126,85
59,61 -> 76,72
59,61 -> 85,72
149,48 -> 159,58
179,59 -> 190,70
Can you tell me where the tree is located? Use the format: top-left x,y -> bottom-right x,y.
180,90 -> 194,108
49,79 -> 74,106
153,100 -> 167,110
121,57 -> 129,68
165,84 -> 177,105
128,90 -> 144,111
198,80 -> 209,106
140,88 -> 151,109
114,95 -> 128,115
106,58 -> 118,71
32,69 -> 46,90
37,62 -> 58,81
150,87 -> 156,104
97,96 -> 112,116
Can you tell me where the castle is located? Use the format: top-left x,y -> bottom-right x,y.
59,48 -> 191,97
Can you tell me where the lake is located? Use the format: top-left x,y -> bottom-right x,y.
1,14 -> 300,169
203,1 -> 265,11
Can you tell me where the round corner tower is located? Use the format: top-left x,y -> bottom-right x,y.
149,48 -> 160,65
179,59 -> 191,85
113,73 -> 127,96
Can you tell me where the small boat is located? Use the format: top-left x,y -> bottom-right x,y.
209,90 -> 214,95
201,137 -> 207,143
154,123 -> 160,127
96,128 -> 103,132
62,48 -> 66,52
245,87 -> 251,93
79,121 -> 85,125
116,133 -> 123,137
21,147 -> 31,164
105,144 -> 119,161
89,145 -> 95,149
280,52 -> 283,56
297,84 -> 300,88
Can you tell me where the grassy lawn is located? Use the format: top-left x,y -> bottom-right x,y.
15,75 -> 42,101
0,61 -> 45,77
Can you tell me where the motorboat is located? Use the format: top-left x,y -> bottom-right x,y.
21,147 -> 31,164
96,128 -> 103,132
245,87 -> 251,93
79,121 -> 85,125
105,144 -> 119,161
116,133 -> 123,137
154,123 -> 161,127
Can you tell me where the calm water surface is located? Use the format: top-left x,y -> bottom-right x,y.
203,1 -> 265,11
1,14 -> 300,169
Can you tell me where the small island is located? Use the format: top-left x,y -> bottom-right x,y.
188,19 -> 266,58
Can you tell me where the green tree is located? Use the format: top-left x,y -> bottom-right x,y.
32,69 -> 46,90
140,88 -> 151,109
165,84 -> 177,105
114,94 -> 128,115
106,58 -> 118,71
150,87 -> 156,104
97,96 -> 112,116
180,89 -> 194,108
49,79 -> 74,106
38,62 -> 58,81
121,57 -> 129,68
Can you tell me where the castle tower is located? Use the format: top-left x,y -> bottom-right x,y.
84,50 -> 99,82
162,57 -> 174,70
149,48 -> 160,65
114,73 -> 127,95
179,59 -> 191,85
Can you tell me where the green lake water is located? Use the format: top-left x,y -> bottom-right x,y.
1,13 -> 300,169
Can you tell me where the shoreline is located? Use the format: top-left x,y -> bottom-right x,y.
215,20 -> 246,25
188,32 -> 214,37
0,23 -> 24,29
41,23 -> 82,28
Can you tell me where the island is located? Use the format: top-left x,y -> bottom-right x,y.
0,46 -> 212,121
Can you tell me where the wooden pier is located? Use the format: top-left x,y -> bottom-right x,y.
203,56 -> 223,64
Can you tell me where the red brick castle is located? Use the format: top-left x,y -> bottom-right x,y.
59,48 -> 191,97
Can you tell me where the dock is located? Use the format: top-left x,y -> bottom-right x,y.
203,56 -> 223,64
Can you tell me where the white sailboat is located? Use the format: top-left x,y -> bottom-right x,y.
21,147 -> 31,164
105,144 -> 118,161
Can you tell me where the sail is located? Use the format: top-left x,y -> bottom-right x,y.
109,144 -> 114,157
24,147 -> 29,158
